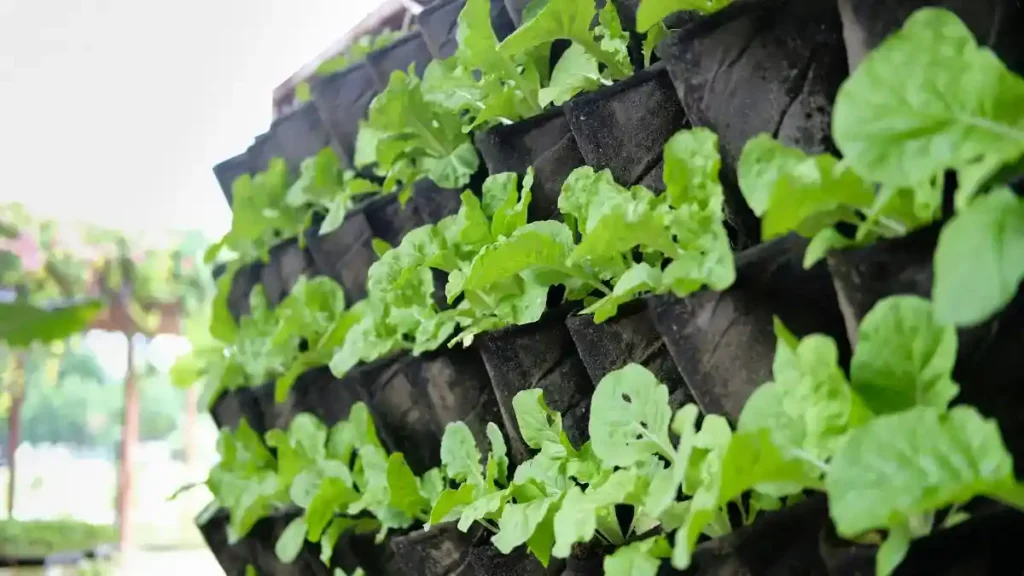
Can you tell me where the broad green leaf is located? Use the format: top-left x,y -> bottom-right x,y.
604,536 -> 672,576
428,484 -> 476,529
538,43 -> 603,107
486,422 -> 510,487
636,0 -> 733,31
803,228 -> 855,269
274,516 -> 308,563
582,262 -> 662,323
832,8 -> 1024,188
590,364 -> 674,467
512,389 -> 564,450
440,421 -> 484,485
662,127 -> 726,211
387,453 -> 429,516
850,295 -> 959,414
458,489 -> 509,531
306,475 -> 360,540
737,134 -> 807,217
642,23 -> 669,68
826,406 -> 1019,538
463,220 -> 575,290
552,470 -> 637,557
492,497 -> 555,554
933,187 -> 1024,327
0,299 -> 103,347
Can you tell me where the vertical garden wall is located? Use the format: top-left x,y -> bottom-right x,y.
190,0 -> 1024,574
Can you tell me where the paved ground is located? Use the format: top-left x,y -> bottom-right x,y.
119,549 -> 222,575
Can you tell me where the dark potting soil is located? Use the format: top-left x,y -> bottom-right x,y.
197,508 -> 252,576
212,152 -> 251,207
649,235 -> 851,422
350,347 -> 503,474
683,496 -> 828,576
477,309 -> 594,464
818,505 -> 1024,575
360,192 -> 427,247
837,0 -> 1024,73
565,300 -> 693,412
386,523 -> 475,576
366,31 -> 435,88
304,210 -> 378,303
469,543 -> 556,575
311,62 -> 380,168
565,64 -> 688,188
658,0 -> 849,249
474,107 -> 586,222
247,103 -> 337,175
419,0 -> 517,60
227,261 -> 264,321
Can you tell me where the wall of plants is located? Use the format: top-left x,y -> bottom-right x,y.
194,0 -> 1024,575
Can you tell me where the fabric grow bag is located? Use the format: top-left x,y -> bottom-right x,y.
366,31 -> 435,88
227,261 -> 264,321
649,235 -> 850,422
196,506 -> 252,576
304,210 -> 378,303
212,152 -> 251,207
247,103 -> 337,175
657,0 -> 849,248
477,308 -> 594,463
311,62 -> 380,168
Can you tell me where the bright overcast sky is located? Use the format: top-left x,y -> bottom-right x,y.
0,0 -> 383,242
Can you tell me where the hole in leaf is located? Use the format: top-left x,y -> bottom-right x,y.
622,392 -> 632,403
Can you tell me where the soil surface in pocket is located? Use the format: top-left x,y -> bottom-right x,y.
478,310 -> 594,464
650,235 -> 850,422
658,0 -> 849,247
387,524 -> 475,576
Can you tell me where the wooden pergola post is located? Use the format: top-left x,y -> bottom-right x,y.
116,332 -> 139,551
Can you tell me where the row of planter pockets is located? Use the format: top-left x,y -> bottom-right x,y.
197,496 -> 1024,576
205,229 -> 1024,575
212,0 -> 1024,323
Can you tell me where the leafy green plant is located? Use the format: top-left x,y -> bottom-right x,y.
635,0 -> 733,33
316,30 -> 407,77
421,0 -> 636,132
736,8 -> 1024,327
206,419 -> 287,542
269,406 -> 443,570
286,148 -> 381,236
354,67 -> 481,204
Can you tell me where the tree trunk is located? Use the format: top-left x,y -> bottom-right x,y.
5,353 -> 24,520
117,333 -> 140,551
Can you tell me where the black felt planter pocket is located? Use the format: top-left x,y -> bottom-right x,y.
469,543 -> 555,575
228,261 -> 264,321
837,0 -> 1024,73
305,211 -> 377,303
311,62 -> 380,168
419,0 -> 517,60
387,524 -> 476,576
351,347 -> 502,474
408,178 -> 466,225
360,192 -> 427,247
658,0 -> 849,248
818,506 -> 1024,575
261,366 -> 369,432
197,507 -> 251,576
212,152 -> 251,207
649,235 -> 850,422
210,386 -> 266,434
477,310 -> 594,463
366,31 -> 435,88
565,300 -> 691,411
260,238 -> 315,308
565,64 -> 688,188
474,107 -> 586,221
826,225 -> 1024,473
681,496 -> 828,575
246,510 -> 331,576
247,103 -> 337,175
